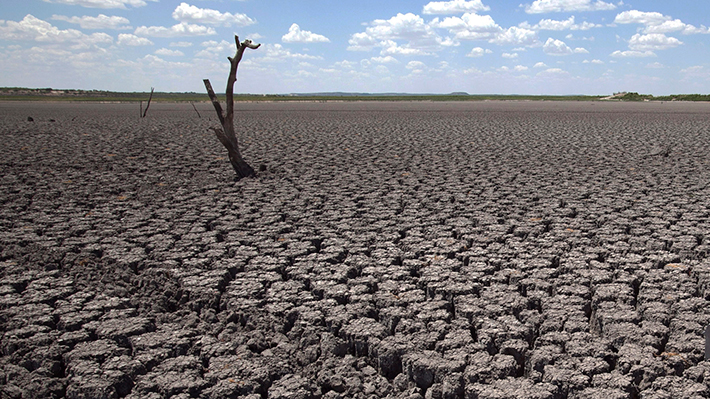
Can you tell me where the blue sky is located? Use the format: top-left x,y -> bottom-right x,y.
1,0 -> 709,94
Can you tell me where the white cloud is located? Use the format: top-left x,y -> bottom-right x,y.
406,60 -> 427,70
583,59 -> 604,64
194,39 -> 230,58
533,61 -> 548,68
380,41 -> 434,56
371,55 -> 399,63
628,33 -> 682,51
258,43 -> 323,62
542,37 -> 573,55
170,41 -> 192,47
514,65 -> 529,71
610,50 -> 656,58
463,67 -> 482,74
334,60 -> 356,68
422,0 -> 490,15
614,10 -> 710,35
405,60 -> 428,74
42,0 -> 156,9
117,33 -> 152,46
371,65 -> 388,74
0,14 -> 113,46
141,54 -> 191,69
135,22 -> 216,37
530,15 -> 600,31
538,67 -> 567,75
51,14 -> 130,29
432,13 -> 502,41
490,26 -> 540,46
534,16 -> 575,30
172,3 -> 255,27
282,23 -> 330,43
155,48 -> 184,57
574,47 -> 589,53
680,66 -> 708,79
467,46 -> 492,57
614,10 -> 668,26
645,62 -> 664,69
502,52 -> 518,58
525,0 -> 616,14
348,13 -> 455,55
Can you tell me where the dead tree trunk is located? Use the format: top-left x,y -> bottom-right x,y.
203,35 -> 260,179
142,87 -> 154,118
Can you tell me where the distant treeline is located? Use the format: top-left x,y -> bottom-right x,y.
0,88 -> 603,102
619,92 -> 710,102
2,87 -> 709,102
0,87 -> 208,102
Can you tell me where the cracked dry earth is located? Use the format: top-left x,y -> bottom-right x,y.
1,101 -> 710,399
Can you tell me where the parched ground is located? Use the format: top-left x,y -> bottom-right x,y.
1,100 -> 710,399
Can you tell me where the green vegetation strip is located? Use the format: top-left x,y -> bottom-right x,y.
0,88 -> 604,102
2,88 -> 709,102
618,92 -> 710,102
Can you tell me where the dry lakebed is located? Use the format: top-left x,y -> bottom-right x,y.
1,100 -> 710,398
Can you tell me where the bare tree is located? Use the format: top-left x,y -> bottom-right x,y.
140,87 -> 154,118
203,35 -> 260,179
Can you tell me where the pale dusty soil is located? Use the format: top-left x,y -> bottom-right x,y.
1,101 -> 710,399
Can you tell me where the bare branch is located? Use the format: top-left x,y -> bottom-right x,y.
203,79 -> 224,126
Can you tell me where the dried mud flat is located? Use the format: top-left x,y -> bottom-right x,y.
1,100 -> 710,399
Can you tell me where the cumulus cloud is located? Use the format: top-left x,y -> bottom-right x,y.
193,39 -> 230,58
172,3 -> 255,27
422,0 -> 490,15
0,14 -> 113,46
432,12 -> 502,41
348,13 -> 456,55
371,55 -> 399,63
537,67 -> 568,76
533,61 -> 548,68
613,10 -> 709,35
610,49 -> 656,58
51,14 -> 130,29
502,52 -> 518,58
467,47 -> 492,57
680,66 -> 708,78
117,33 -> 152,46
628,33 -> 682,51
282,23 -> 330,43
614,10 -> 668,26
135,22 -> 215,37
490,26 -> 540,46
527,16 -> 600,31
334,60 -> 356,69
525,0 -> 616,14
155,48 -> 184,56
514,65 -> 529,71
583,58 -> 604,64
406,60 -> 427,69
542,37 -> 573,55
42,0 -> 156,9
258,43 -> 324,62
